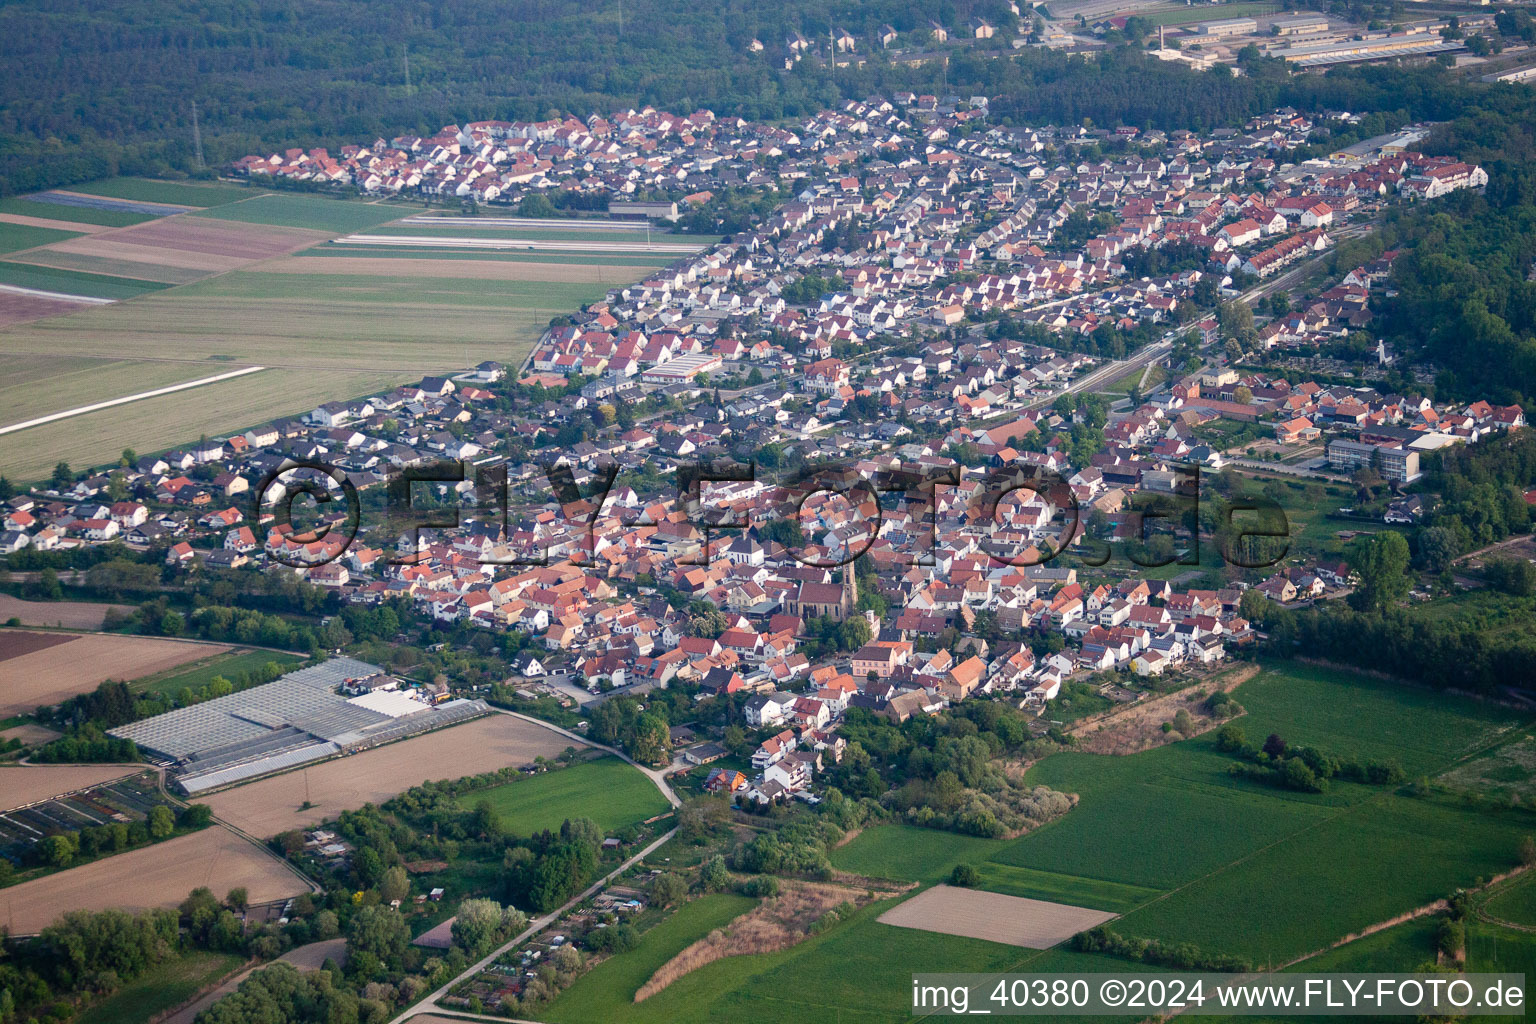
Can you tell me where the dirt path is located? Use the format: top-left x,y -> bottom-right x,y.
158,939 -> 347,1024
1067,663 -> 1259,755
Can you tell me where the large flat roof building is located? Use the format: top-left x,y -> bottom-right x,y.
111,657 -> 489,793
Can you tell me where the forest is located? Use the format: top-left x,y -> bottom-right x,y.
2,0 -> 1533,198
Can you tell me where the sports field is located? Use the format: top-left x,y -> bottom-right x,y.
455,755 -> 671,835
200,713 -> 582,837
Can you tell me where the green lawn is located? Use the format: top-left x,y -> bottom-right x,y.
194,193 -> 408,233
130,649 -> 305,698
538,893 -> 755,1023
972,861 -> 1163,914
831,823 -> 1006,884
0,196 -> 154,228
74,950 -> 243,1024
0,222 -> 84,254
1483,870 -> 1536,928
0,261 -> 169,300
1148,2 -> 1279,27
305,245 -> 680,268
457,756 -> 670,836
70,177 -> 255,207
379,224 -> 673,243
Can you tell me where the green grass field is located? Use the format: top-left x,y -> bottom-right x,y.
1148,2 -> 1279,27
1483,870 -> 1536,928
830,824 -> 1006,883
0,222 -> 84,254
130,649 -> 305,698
972,862 -> 1162,914
0,261 -> 169,299
306,245 -> 679,268
457,756 -> 671,836
538,894 -> 755,1023
70,177 -> 255,207
195,193 -> 409,233
0,196 -> 155,228
379,224 -> 672,243
73,950 -> 243,1024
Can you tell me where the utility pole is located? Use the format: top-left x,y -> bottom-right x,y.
191,100 -> 205,170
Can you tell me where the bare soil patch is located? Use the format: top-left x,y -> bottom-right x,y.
1068,664 -> 1259,756
0,764 -> 137,811
636,881 -> 875,1001
0,632 -> 228,718
0,290 -> 88,328
0,630 -> 77,661
254,255 -> 657,283
0,594 -> 134,629
0,722 -> 61,746
877,885 -> 1116,949
200,713 -> 580,837
1,827 -> 305,935
34,219 -> 325,279
41,237 -> 249,273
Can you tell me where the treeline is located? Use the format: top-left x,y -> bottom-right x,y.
1214,724 -> 1405,794
15,803 -> 209,874
1,2 -> 1529,199
1069,926 -> 1253,972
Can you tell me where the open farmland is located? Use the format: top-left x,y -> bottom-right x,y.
0,594 -> 133,629
455,755 -> 671,835
200,713 -> 582,837
0,765 -> 137,812
0,357 -> 222,430
0,827 -> 306,935
14,216 -> 326,281
253,254 -> 664,283
0,290 -> 98,329
192,193 -> 409,233
878,885 -> 1116,949
0,262 -> 170,300
0,365 -> 404,482
0,195 -> 156,229
131,648 -> 306,699
60,178 -> 255,208
0,631 -> 229,718
0,223 -> 84,255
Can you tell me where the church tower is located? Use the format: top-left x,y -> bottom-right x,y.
840,560 -> 857,620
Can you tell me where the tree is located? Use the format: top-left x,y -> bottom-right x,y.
380,865 -> 410,904
347,905 -> 410,970
1520,835 -> 1536,867
225,887 -> 249,910
699,855 -> 732,892
452,899 -> 519,956
148,804 -> 175,840
649,872 -> 688,907
1347,531 -> 1412,613
950,863 -> 980,887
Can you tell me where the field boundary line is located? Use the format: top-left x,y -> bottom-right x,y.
0,282 -> 115,305
0,365 -> 266,436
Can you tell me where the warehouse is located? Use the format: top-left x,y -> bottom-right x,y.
1269,12 -> 1330,35
1195,17 -> 1258,36
110,657 -> 489,794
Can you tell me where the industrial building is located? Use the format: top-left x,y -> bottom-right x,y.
1195,17 -> 1258,36
1270,12 -> 1330,34
110,657 -> 490,794
1327,439 -> 1422,483
1276,33 -> 1464,68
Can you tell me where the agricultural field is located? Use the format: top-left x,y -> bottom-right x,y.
307,244 -> 680,268
192,193 -> 410,233
0,195 -> 156,229
538,893 -> 756,1023
0,262 -> 171,300
253,254 -> 664,284
73,950 -> 245,1024
830,822 -> 1006,884
1482,870 -> 1536,928
0,594 -> 132,629
62,178 -> 256,208
130,648 -> 306,699
0,765 -> 137,812
971,862 -> 1162,914
14,216 -> 326,282
1441,734 -> 1536,803
0,222 -> 85,255
200,713 -> 582,837
877,885 -> 1116,949
0,356 -> 219,429
455,755 -> 671,835
0,826 -> 306,935
0,631 -> 229,719
0,364 -> 404,483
